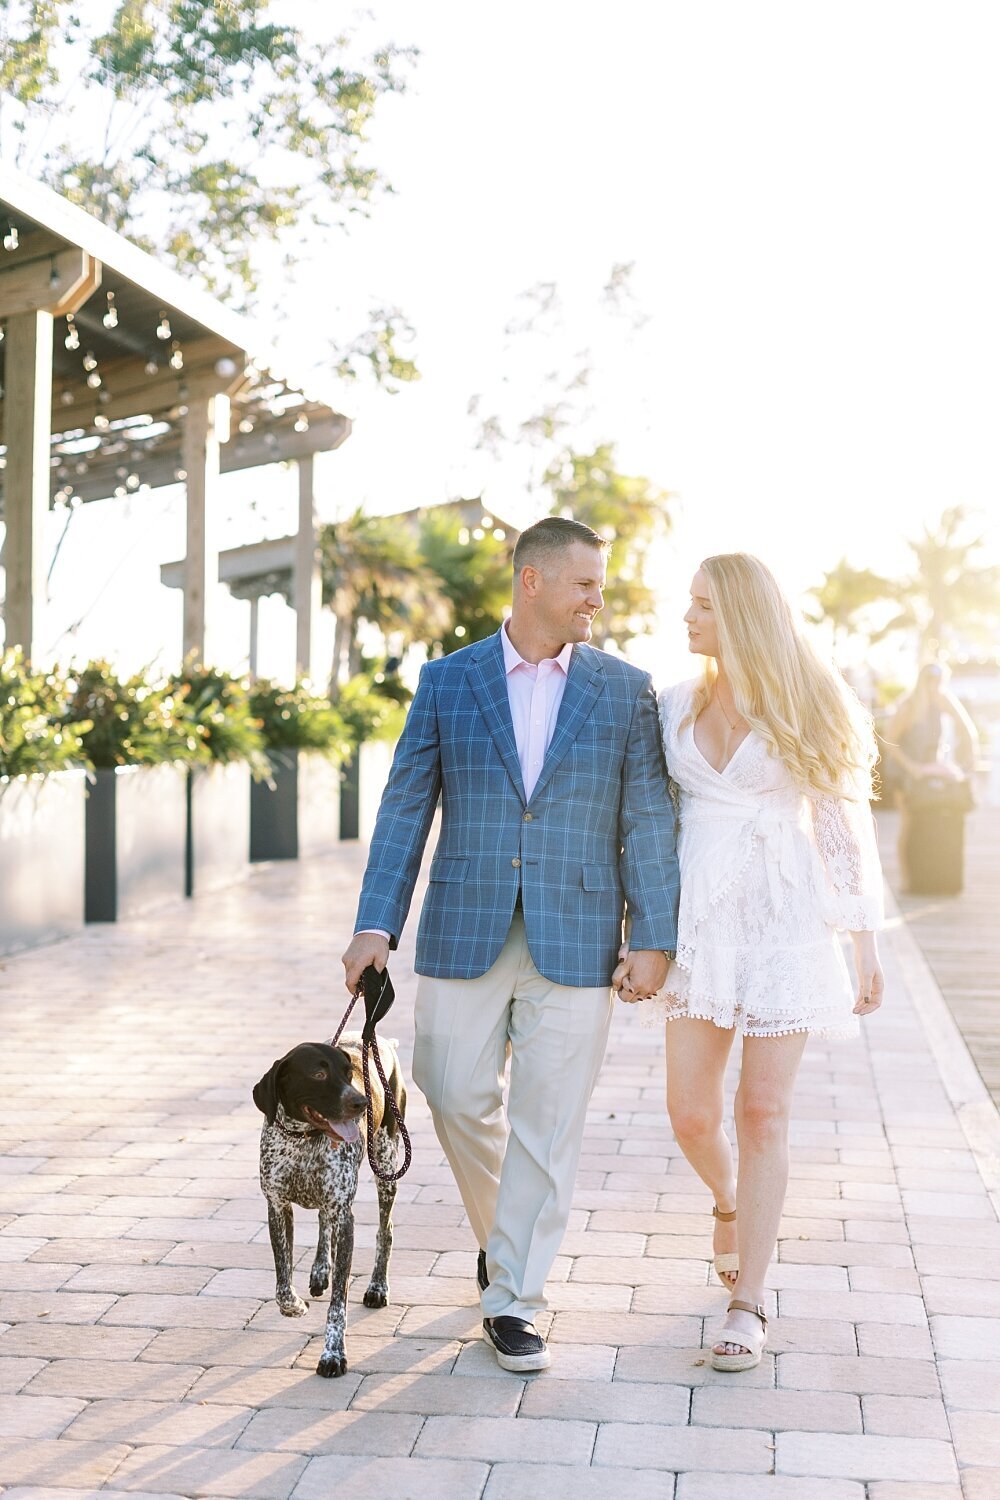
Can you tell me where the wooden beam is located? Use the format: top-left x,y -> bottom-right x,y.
0,247 -> 100,319
181,395 -> 221,663
2,310 -> 53,659
52,335 -> 248,429
293,455 -> 323,678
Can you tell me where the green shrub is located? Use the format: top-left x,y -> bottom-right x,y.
249,679 -> 352,764
167,658 -> 269,776
335,672 -> 408,746
0,650 -> 89,779
63,660 -> 208,770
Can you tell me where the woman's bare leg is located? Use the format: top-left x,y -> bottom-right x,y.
665,1019 -> 739,1274
715,1029 -> 808,1356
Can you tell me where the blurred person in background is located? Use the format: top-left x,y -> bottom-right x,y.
886,663 -> 979,892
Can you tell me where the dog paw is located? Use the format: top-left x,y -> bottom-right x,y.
277,1293 -> 309,1317
316,1350 -> 348,1378
363,1283 -> 389,1308
309,1272 -> 330,1298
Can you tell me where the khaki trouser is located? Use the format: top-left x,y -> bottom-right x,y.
412,912 -> 613,1322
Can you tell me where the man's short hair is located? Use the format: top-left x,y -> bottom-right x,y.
513,516 -> 610,572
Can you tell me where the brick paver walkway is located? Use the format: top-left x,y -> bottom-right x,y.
1,845 -> 998,1499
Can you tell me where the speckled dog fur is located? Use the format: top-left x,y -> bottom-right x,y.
256,1033 -> 405,1377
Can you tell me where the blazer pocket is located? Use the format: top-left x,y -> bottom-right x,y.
581,864 -> 619,892
429,857 -> 470,883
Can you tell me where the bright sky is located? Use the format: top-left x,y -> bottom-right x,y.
30,0 -> 1000,682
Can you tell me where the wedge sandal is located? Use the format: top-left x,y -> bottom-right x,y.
711,1298 -> 768,1372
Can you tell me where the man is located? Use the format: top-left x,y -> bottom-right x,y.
342,516 -> 679,1371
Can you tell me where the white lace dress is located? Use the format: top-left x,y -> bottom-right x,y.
653,679 -> 884,1039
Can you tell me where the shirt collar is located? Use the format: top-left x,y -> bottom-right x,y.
501,621 -> 573,677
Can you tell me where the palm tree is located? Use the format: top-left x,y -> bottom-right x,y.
884,507 -> 1000,657
318,510 -> 448,690
543,443 -> 673,650
418,509 -> 511,655
806,559 -> 895,652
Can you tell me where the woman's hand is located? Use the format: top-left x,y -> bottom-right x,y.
851,932 -> 884,1017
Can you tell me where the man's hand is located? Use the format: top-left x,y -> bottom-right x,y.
341,932 -> 390,994
613,948 -> 669,1004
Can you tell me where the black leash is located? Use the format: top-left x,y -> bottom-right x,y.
332,966 -> 411,1183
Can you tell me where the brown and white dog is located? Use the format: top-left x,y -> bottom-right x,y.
252,1035 -> 406,1377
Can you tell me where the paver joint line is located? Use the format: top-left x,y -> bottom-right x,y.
0,838 -> 997,1492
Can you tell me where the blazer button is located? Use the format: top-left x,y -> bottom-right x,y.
511,857 -> 522,868
523,812 -> 533,821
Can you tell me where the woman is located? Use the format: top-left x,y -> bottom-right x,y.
884,663 -> 977,892
629,554 -> 885,1372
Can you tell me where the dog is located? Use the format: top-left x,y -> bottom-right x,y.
252,1034 -> 406,1377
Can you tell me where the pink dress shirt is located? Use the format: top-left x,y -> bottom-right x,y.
499,621 -> 573,801
357,624 -> 573,939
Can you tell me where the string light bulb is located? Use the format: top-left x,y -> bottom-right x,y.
64,314 -> 80,351
156,313 -> 172,340
168,341 -> 184,370
102,292 -> 118,329
86,371 -> 102,389
82,351 -> 98,371
144,359 -> 158,376
293,415 -> 310,433
49,257 -> 60,288
94,414 -> 110,430
2,224 -> 19,251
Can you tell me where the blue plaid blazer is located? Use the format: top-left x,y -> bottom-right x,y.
355,630 -> 680,987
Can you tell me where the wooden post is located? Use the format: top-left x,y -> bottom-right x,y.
248,595 -> 259,679
182,395 -> 221,663
293,454 -> 322,679
3,310 -> 53,660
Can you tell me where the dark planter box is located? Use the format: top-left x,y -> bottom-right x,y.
85,764 -> 187,922
250,750 -> 341,862
0,770 -> 86,956
340,740 -> 394,842
187,762 -> 251,897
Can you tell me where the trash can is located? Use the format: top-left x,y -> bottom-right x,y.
900,773 -> 974,895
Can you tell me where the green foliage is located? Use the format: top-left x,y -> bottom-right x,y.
808,508 -> 1000,659
418,509 -> 510,655
806,559 -> 895,645
62,659 -> 209,769
0,649 -> 88,779
335,673 -> 408,747
543,443 -> 673,650
166,657 -> 268,774
248,678 -> 351,763
0,0 -> 417,342
320,509 -> 449,685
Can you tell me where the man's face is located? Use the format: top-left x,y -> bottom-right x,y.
528,542 -> 606,643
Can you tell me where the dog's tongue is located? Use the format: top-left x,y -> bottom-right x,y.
326,1118 -> 361,1145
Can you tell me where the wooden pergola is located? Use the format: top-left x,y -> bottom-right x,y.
0,166 -> 350,672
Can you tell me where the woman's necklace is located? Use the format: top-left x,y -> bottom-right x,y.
713,684 -> 744,732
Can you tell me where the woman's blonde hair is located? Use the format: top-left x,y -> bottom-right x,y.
686,553 -> 876,799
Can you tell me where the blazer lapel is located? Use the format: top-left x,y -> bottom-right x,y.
467,632 -> 526,804
528,645 -> 606,804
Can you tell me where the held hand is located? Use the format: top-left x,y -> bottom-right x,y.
851,933 -> 884,1018
341,932 -> 390,995
614,948 -> 669,1004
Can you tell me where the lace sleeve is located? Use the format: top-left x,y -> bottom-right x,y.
808,775 -> 885,932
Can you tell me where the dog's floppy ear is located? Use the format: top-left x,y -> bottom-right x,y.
252,1057 -> 286,1125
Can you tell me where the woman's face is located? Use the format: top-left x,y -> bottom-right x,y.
684,567 -> 720,658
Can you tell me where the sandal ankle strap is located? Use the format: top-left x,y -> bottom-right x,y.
712,1204 -> 737,1223
728,1298 -> 767,1327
